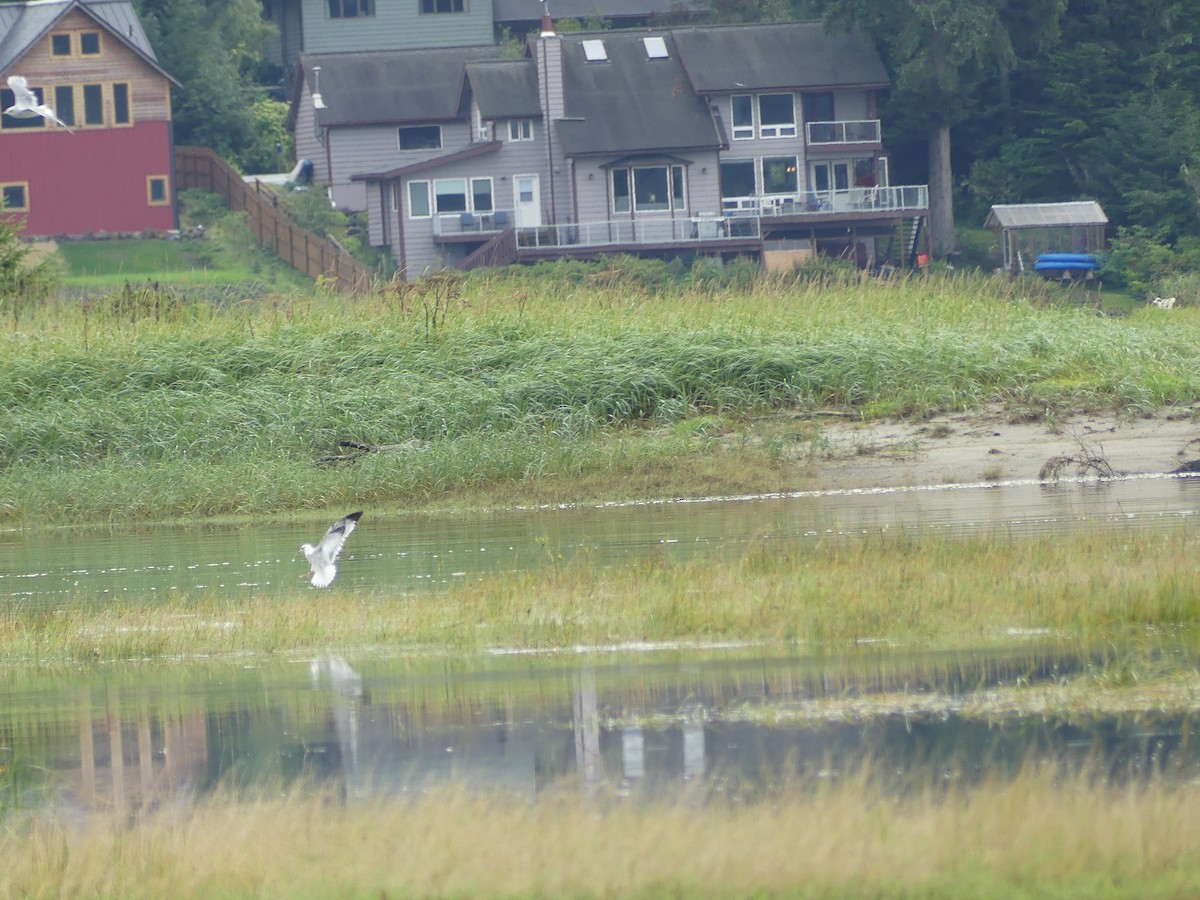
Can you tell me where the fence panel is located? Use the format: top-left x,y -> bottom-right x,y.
174,145 -> 373,294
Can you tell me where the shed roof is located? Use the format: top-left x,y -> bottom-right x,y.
985,201 -> 1108,229
0,0 -> 176,85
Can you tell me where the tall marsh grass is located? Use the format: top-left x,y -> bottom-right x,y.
4,271 -> 1200,524
3,767 -> 1198,897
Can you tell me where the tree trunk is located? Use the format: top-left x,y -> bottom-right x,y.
927,123 -> 957,258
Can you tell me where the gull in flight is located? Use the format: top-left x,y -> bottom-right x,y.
4,76 -> 73,132
301,511 -> 363,588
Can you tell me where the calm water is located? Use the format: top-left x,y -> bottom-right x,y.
4,644 -> 1199,817
4,474 -> 1200,607
3,474 -> 1200,814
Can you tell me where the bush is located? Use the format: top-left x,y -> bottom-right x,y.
1100,226 -> 1200,299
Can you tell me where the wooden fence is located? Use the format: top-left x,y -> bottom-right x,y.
174,145 -> 375,294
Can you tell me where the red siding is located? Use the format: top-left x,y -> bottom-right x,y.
0,121 -> 175,236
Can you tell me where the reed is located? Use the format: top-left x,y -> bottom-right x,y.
5,271 -> 1200,525
2,764 -> 1197,898
4,527 -> 1199,663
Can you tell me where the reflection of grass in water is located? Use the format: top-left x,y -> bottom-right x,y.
2,765 -> 1198,896
4,526 -> 1200,662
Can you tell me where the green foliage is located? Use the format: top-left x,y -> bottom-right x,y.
1099,226 -> 1200,300
0,212 -> 56,321
237,98 -> 294,176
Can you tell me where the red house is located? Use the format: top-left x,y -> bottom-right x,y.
0,0 -> 180,237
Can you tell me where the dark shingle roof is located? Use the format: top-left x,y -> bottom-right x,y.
555,30 -> 721,157
492,0 -> 707,23
465,60 -> 541,119
0,0 -> 175,83
301,46 -> 504,127
672,21 -> 888,93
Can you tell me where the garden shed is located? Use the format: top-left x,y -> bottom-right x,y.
985,201 -> 1108,275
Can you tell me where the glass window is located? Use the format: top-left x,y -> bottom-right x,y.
51,34 -> 72,56
508,119 -> 533,141
113,83 -> 130,124
80,32 -> 100,54
420,0 -> 464,11
408,181 -> 431,217
762,156 -> 798,194
54,86 -> 75,127
731,94 -> 753,140
329,0 -> 374,17
1,183 -> 28,210
802,92 -> 834,123
398,125 -> 441,150
148,176 -> 168,204
1,87 -> 45,129
671,166 -> 684,208
611,169 -> 630,213
633,167 -> 669,211
758,93 -> 795,138
471,177 -> 493,212
719,160 -> 755,198
434,178 -> 467,213
83,84 -> 103,125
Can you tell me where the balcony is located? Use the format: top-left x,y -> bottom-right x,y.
721,184 -> 928,217
805,119 -> 881,145
432,209 -> 514,237
515,215 -> 761,250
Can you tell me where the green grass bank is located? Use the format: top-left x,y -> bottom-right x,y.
3,270 -> 1199,526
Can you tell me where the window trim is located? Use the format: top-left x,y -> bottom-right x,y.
0,84 -> 47,130
82,83 -> 104,127
731,94 -> 754,141
757,93 -> 796,139
328,0 -> 375,18
51,33 -> 73,57
507,119 -> 533,142
147,175 -> 170,206
611,164 -> 686,215
79,31 -> 102,55
408,180 -> 432,219
0,182 -> 29,212
419,0 -> 465,12
112,82 -> 132,126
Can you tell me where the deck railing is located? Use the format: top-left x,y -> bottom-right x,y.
805,119 -> 881,144
721,184 -> 929,217
515,215 -> 761,250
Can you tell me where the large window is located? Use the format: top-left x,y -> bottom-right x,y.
0,85 -> 45,129
433,179 -> 467,213
758,94 -> 795,138
398,125 -> 441,150
471,177 -> 493,213
731,94 -> 753,140
420,0 -> 464,11
719,160 -> 755,198
328,0 -> 373,16
761,156 -> 798,194
54,86 -> 75,127
83,84 -> 103,126
611,164 -> 685,214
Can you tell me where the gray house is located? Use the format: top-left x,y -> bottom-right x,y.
288,18 -> 930,279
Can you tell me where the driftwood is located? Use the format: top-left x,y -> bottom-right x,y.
316,439 -> 421,465
1038,437 -> 1119,482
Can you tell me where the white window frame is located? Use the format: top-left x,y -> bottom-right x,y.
508,119 -> 533,142
408,180 -> 431,218
758,93 -> 796,139
470,177 -> 494,213
397,124 -> 442,151
731,94 -> 754,141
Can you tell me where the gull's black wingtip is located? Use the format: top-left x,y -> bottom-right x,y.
345,511 -> 364,522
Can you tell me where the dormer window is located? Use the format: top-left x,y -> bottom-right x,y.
643,36 -> 668,59
508,119 -> 533,142
582,39 -> 607,62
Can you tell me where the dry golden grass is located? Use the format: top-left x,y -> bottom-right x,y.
3,767 -> 1199,898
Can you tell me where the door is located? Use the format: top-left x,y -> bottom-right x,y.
514,174 -> 541,228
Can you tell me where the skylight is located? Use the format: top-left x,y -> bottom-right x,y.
582,39 -> 608,62
643,36 -> 668,59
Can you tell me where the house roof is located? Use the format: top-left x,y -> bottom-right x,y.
465,60 -> 541,119
351,140 -> 503,181
554,30 -> 721,158
298,47 -> 504,128
985,201 -> 1108,229
672,21 -> 888,93
0,0 -> 177,85
492,0 -> 707,24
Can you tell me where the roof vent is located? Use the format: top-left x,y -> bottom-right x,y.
311,65 -> 327,110
582,39 -> 607,62
643,36 -> 668,59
